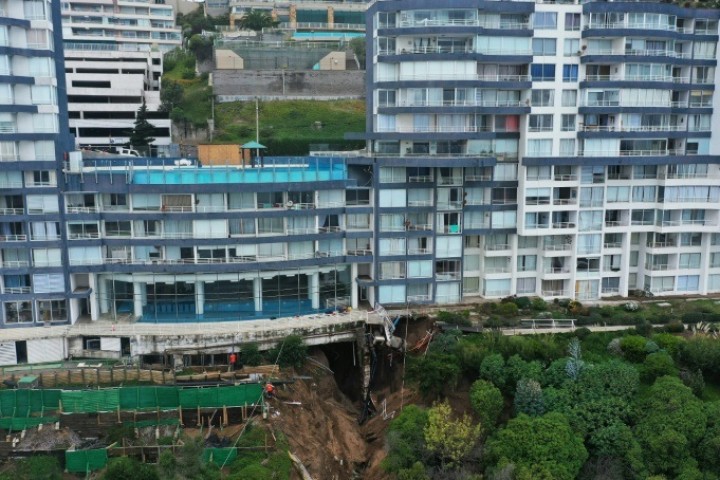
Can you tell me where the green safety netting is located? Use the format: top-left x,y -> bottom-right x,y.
0,416 -> 57,430
179,384 -> 263,409
0,389 -> 61,416
119,387 -> 180,410
61,389 -> 120,413
65,449 -> 109,473
131,418 -> 180,428
203,448 -> 237,466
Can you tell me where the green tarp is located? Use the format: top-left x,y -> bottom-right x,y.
61,389 -> 120,413
0,416 -> 57,430
203,448 -> 238,466
119,387 -> 180,411
65,449 -> 108,473
0,389 -> 61,416
179,384 -> 263,409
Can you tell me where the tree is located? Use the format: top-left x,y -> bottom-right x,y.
14,456 -> 62,480
485,412 -> 588,480
188,34 -> 214,63
634,376 -> 707,477
269,335 -> 307,368
407,352 -> 461,399
424,401 -> 481,469
397,462 -> 430,480
349,37 -> 366,68
383,405 -> 429,473
129,99 -> 156,155
479,353 -> 506,390
239,342 -> 264,366
238,10 -> 279,32
469,380 -> 503,430
160,80 -> 183,113
514,379 -> 544,416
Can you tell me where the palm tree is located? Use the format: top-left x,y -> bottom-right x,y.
238,10 -> 279,32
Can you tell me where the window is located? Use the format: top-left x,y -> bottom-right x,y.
561,114 -> 576,131
517,255 -> 537,272
632,186 -> 656,202
565,13 -> 581,31
529,114 -> 553,132
533,38 -> 556,56
561,90 -> 577,107
680,232 -> 702,247
527,139 -> 552,156
379,167 -> 405,183
531,64 -> 555,81
534,12 -> 557,29
564,39 -> 580,56
562,64 -> 579,82
531,89 -> 554,107
677,275 -> 699,292
518,236 -> 538,249
679,253 -> 701,269
378,90 -> 396,107
516,277 -> 536,294
559,139 -> 575,156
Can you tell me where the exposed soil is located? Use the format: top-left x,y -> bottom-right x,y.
267,315 -> 435,480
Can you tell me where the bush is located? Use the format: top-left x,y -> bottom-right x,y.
680,369 -> 705,397
469,380 -> 503,430
513,296 -> 532,310
665,321 -> 685,333
574,327 -> 592,340
635,320 -> 654,336
496,302 -> 519,317
682,312 -> 706,324
651,333 -> 684,358
514,379 -> 545,416
620,335 -> 649,362
15,456 -> 62,480
531,298 -> 548,311
104,457 -> 158,480
181,67 -> 196,79
239,343 -> 264,366
383,405 -> 429,473
407,353 -> 461,399
642,351 -> 678,383
436,310 -> 471,327
269,335 -> 307,368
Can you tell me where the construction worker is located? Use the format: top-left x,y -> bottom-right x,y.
265,382 -> 276,399
229,352 -> 237,371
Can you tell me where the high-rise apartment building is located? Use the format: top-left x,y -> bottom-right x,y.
60,0 -> 181,151
0,0 -> 75,336
366,0 -> 720,302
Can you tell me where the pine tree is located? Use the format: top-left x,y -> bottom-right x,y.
129,99 -> 156,155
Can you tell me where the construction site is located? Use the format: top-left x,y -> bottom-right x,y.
0,305 -> 420,479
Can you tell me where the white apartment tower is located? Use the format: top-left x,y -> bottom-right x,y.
366,0 -> 720,301
60,0 -> 182,152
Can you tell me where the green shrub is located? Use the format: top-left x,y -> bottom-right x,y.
514,379 -> 545,416
531,298 -> 548,311
436,310 -> 471,326
635,320 -> 654,336
513,296 -> 532,310
382,405 -> 429,473
496,302 -> 519,317
104,457 -> 158,480
620,335 -> 649,362
682,312 -> 706,324
642,351 -> 678,383
680,369 -> 705,397
269,335 -> 307,368
407,353 -> 461,399
181,67 -> 196,79
665,320 -> 685,333
15,456 -> 62,480
574,327 -> 592,340
651,333 -> 684,358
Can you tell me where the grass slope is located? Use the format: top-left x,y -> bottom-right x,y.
213,99 -> 366,155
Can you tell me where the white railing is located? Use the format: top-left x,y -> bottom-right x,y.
68,233 -> 100,240
544,267 -> 569,274
485,244 -> 510,251
0,208 -> 22,215
0,234 -> 26,241
66,206 -> 98,214
580,125 -> 684,132
1,261 -> 29,268
347,249 -> 372,256
541,290 -> 569,297
3,287 -> 31,294
408,248 -> 432,255
407,200 -> 433,207
544,243 -> 572,251
406,295 -> 431,303
408,175 -> 433,183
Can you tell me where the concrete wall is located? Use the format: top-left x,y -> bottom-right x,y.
318,51 -> 347,71
213,70 -> 365,101
198,144 -> 248,165
215,49 -> 244,70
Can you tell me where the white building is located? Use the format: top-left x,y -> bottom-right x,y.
60,0 -> 182,151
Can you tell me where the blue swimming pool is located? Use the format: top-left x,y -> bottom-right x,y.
132,163 -> 347,185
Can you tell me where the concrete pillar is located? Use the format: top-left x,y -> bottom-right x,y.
195,281 -> 205,315
133,282 -> 143,318
327,6 -> 334,29
253,277 -> 262,312
289,5 -> 297,28
89,273 -> 99,321
309,272 -> 320,309
350,264 -> 358,309
98,277 -> 110,315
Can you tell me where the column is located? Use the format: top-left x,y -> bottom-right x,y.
89,273 -> 99,321
195,281 -> 205,315
350,264 -> 358,309
309,272 -> 320,310
253,277 -> 262,312
98,276 -> 110,315
133,282 -> 143,318
327,6 -> 334,29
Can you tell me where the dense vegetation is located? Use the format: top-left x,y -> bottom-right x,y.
388,299 -> 720,479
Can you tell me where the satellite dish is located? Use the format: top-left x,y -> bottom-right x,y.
286,201 -> 294,208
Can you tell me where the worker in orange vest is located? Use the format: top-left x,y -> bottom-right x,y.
229,353 -> 237,371
265,382 -> 276,398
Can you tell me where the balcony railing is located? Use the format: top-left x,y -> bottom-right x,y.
541,290 -> 568,297
2,286 -> 31,294
544,243 -> 572,251
485,244 -> 510,251
645,263 -> 670,271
